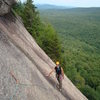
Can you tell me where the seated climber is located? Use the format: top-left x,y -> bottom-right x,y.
47,61 -> 64,91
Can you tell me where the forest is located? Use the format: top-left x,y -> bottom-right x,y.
13,1 -> 100,100
39,8 -> 100,100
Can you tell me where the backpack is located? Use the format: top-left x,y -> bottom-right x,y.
55,66 -> 62,75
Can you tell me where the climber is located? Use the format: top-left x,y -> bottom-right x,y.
47,61 -> 64,91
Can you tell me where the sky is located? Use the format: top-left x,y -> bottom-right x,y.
21,0 -> 100,7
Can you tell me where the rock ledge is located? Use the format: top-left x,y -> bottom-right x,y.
0,0 -> 17,16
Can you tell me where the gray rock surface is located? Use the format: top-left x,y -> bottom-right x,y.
0,10 -> 88,100
0,0 -> 17,16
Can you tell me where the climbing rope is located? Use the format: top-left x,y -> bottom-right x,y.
9,71 -> 55,100
10,84 -> 19,100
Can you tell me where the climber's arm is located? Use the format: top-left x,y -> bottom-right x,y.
48,68 -> 55,77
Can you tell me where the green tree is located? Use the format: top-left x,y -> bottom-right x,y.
13,1 -> 24,17
96,86 -> 100,93
73,74 -> 85,89
22,0 -> 41,38
81,85 -> 100,100
38,24 -> 61,62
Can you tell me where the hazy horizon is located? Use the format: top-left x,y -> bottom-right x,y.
35,4 -> 100,8
21,0 -> 100,7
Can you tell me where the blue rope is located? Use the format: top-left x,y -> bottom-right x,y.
10,84 -> 19,100
9,82 -> 49,100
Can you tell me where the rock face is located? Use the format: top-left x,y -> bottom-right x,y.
0,1 -> 88,100
0,0 -> 17,16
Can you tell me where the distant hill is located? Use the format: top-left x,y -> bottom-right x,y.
36,4 -> 74,10
39,8 -> 100,50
